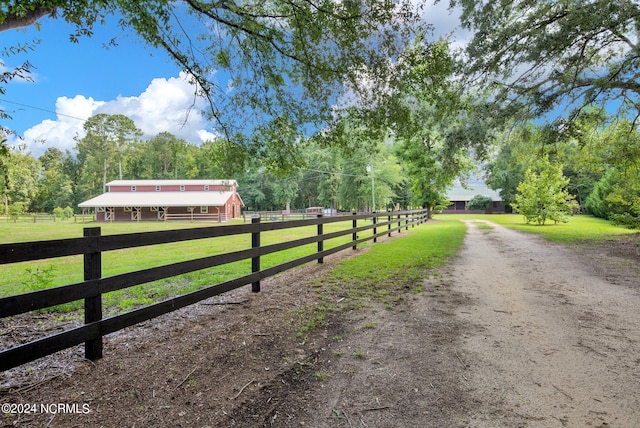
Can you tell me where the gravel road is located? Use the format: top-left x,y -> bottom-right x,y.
451,220 -> 640,427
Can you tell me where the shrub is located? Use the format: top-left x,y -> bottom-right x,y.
467,194 -> 492,210
585,168 -> 640,228
8,202 -> 26,221
53,206 -> 75,220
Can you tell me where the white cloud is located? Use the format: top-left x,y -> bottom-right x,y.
16,72 -> 217,157
419,1 -> 473,50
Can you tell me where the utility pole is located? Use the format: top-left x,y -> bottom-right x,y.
366,163 -> 375,212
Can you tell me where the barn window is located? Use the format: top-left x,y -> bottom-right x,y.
204,185 -> 209,191
180,185 -> 185,191
131,186 -> 136,192
156,185 -> 161,191
200,206 -> 209,213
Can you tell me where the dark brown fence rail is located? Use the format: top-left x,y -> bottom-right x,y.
0,210 -> 428,371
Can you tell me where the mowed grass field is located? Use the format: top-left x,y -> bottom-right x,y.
436,213 -> 639,243
0,218 -> 411,313
3,214 -> 631,315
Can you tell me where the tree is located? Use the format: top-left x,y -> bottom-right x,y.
0,147 -> 40,214
32,147 -> 74,212
75,114 -> 141,194
467,194 -> 492,211
514,161 -> 575,225
484,131 -> 527,211
140,132 -> 191,179
370,38 -> 466,216
454,0 -> 640,123
1,1 -> 423,169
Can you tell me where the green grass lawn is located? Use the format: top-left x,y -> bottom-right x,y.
326,218 -> 467,306
435,213 -> 638,243
0,218 -> 386,313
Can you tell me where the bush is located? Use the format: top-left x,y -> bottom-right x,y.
585,168 -> 640,228
467,194 -> 492,210
8,202 -> 26,221
53,206 -> 75,220
584,169 -> 616,219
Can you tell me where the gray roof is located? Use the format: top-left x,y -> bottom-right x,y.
447,185 -> 501,202
78,191 -> 237,208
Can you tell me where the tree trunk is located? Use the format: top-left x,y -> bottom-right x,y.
103,156 -> 108,194
3,188 -> 8,216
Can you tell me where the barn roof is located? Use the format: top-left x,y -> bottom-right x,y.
78,191 -> 237,208
107,179 -> 237,187
447,185 -> 502,202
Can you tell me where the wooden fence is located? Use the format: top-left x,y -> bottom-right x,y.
0,209 -> 428,371
2,214 -> 57,223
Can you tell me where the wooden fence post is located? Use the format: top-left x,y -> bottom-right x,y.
405,213 -> 409,231
373,212 -> 377,243
352,212 -> 357,250
84,227 -> 103,360
317,213 -> 324,264
387,210 -> 391,237
251,216 -> 261,292
397,213 -> 401,233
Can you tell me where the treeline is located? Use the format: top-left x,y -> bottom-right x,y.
3,109 -> 639,227
0,114 -> 412,217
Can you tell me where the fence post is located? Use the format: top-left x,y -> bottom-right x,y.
251,216 -> 261,292
373,212 -> 377,243
397,213 -> 401,233
317,213 -> 324,264
406,212 -> 409,231
387,210 -> 391,237
352,212 -> 357,250
84,227 -> 103,361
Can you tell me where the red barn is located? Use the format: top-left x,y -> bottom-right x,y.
78,180 -> 244,222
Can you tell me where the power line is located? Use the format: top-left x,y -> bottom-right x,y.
0,98 -> 88,122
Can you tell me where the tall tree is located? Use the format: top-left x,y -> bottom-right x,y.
141,132 -> 190,179
453,0 -> 640,123
389,38 -> 477,216
32,147 -> 74,212
1,1 -> 423,169
75,113 -> 141,193
0,147 -> 40,213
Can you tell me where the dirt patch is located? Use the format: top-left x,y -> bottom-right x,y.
2,224 -> 640,427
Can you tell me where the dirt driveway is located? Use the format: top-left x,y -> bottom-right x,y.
2,219 -> 640,427
448,220 -> 640,427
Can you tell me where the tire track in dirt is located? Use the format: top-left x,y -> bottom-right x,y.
451,220 -> 640,427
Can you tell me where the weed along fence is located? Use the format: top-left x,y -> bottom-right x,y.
0,209 -> 428,371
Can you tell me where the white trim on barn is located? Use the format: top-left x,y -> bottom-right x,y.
78,179 -> 244,222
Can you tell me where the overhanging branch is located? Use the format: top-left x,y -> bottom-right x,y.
0,6 -> 55,32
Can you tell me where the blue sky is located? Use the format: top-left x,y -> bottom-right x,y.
2,13 -> 217,157
1,3 -> 468,158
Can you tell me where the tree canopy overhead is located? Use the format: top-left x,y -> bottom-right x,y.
452,0 -> 640,123
1,1 -> 423,162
